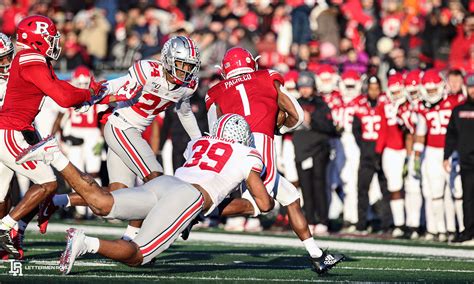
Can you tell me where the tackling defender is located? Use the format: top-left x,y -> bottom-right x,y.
17,114 -> 344,275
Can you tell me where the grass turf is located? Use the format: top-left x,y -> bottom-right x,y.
0,230 -> 473,283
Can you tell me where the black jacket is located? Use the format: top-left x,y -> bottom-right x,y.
444,98 -> 474,170
293,95 -> 339,162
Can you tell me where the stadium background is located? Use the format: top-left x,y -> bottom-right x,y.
2,0 -> 474,232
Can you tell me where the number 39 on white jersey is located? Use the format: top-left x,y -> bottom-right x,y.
174,136 -> 264,215
106,60 -> 199,131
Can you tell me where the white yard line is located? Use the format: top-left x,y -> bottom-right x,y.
37,223 -> 474,259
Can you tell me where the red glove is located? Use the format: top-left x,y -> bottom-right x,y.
89,77 -> 107,98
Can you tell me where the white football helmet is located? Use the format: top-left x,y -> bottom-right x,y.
315,64 -> 338,94
71,66 -> 92,89
161,36 -> 201,85
339,70 -> 362,100
0,33 -> 14,75
211,114 -> 254,147
387,73 -> 406,104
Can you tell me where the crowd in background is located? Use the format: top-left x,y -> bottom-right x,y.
1,0 -> 474,241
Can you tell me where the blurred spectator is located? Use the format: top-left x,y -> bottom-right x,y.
111,32 -> 143,70
450,13 -> 474,69
447,69 -> 466,95
75,6 -> 111,66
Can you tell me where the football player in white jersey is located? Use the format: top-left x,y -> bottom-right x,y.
17,114 -> 344,275
39,36 -> 203,239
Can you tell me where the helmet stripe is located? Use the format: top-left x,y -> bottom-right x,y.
186,37 -> 195,57
216,114 -> 233,139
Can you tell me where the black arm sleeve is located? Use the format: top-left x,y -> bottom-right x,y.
444,107 -> 458,160
353,115 -> 363,148
310,102 -> 338,136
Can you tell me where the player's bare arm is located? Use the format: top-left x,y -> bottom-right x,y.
275,81 -> 304,132
245,170 -> 275,213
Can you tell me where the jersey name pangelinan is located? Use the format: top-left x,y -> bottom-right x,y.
417,94 -> 464,148
0,49 -> 49,131
205,69 -> 284,137
113,60 -> 198,131
174,136 -> 264,215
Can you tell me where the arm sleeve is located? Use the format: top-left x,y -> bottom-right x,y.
207,103 -> 218,133
310,102 -> 338,135
20,64 -> 90,108
176,98 -> 202,139
444,108 -> 458,160
243,149 -> 265,179
352,115 -> 363,148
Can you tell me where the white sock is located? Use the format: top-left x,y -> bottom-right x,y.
390,199 -> 405,227
455,199 -> 464,232
302,238 -> 323,258
53,194 -> 71,208
18,220 -> 28,232
0,215 -> 17,231
51,151 -> 70,172
122,225 -> 140,241
84,236 -> 100,254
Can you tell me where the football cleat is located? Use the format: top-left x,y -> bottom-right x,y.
38,194 -> 58,234
181,214 -> 204,241
15,135 -> 59,165
60,228 -> 88,275
0,229 -> 21,259
392,226 -> 405,238
309,250 -> 345,275
10,228 -> 25,260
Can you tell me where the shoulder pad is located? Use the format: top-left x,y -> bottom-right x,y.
129,60 -> 160,86
267,69 -> 284,85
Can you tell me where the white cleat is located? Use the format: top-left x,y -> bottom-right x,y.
15,135 -> 59,165
392,227 -> 405,238
60,228 -> 88,275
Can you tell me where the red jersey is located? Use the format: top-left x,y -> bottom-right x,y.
417,94 -> 465,148
205,69 -> 284,138
0,49 -> 90,131
354,97 -> 383,142
332,95 -> 365,133
376,101 -> 411,153
322,91 -> 344,125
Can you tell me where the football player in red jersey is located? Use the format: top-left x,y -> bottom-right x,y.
0,15 -> 105,258
414,69 -> 465,242
376,73 -> 412,237
206,47 -> 330,262
353,75 -> 392,233
337,70 -> 366,231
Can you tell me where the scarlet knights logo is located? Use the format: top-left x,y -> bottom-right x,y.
35,22 -> 49,34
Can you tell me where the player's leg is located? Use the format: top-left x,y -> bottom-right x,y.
311,146 -> 330,235
0,163 -> 14,218
355,160 -> 374,232
104,121 -> 163,183
404,153 -> 422,238
421,155 -> 437,240
340,135 -> 360,229
60,176 -> 204,274
452,171 -> 464,234
382,148 -> 406,237
296,160 -> 316,228
424,147 -> 447,241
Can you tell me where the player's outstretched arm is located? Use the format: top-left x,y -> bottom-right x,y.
275,81 -> 304,133
20,64 -> 91,107
245,171 -> 274,213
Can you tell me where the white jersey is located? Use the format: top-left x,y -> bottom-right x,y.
105,60 -> 198,132
175,136 -> 264,215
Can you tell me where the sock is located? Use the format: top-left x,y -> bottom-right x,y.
302,238 -> 323,258
455,199 -> 464,232
122,225 -> 140,241
51,151 -> 69,172
53,194 -> 71,208
84,236 -> 100,254
0,215 -> 18,231
390,199 -> 405,227
18,220 -> 28,232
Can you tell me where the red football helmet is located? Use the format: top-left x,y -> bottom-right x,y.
387,73 -> 406,104
0,33 -> 14,74
404,69 -> 421,101
71,66 -> 92,89
315,64 -> 338,94
16,15 -> 61,60
221,47 -> 258,79
421,69 -> 445,104
339,70 -> 362,99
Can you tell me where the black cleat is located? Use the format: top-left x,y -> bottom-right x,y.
309,251 -> 345,275
181,214 -> 204,241
0,229 -> 20,259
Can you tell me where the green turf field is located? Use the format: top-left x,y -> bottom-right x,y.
0,223 -> 473,283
